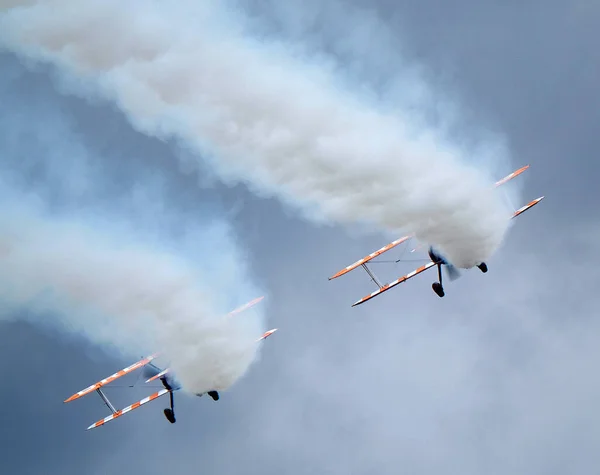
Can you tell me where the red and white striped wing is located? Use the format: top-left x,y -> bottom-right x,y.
64,353 -> 160,403
227,296 -> 264,316
512,196 -> 544,218
352,262 -> 437,307
86,388 -> 171,430
256,328 -> 278,342
329,235 -> 413,280
495,165 -> 529,187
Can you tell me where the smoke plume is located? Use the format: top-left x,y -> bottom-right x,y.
0,1 -> 514,267
0,58 -> 266,395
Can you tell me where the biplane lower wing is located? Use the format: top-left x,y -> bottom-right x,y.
512,196 -> 544,218
64,353 -> 160,403
86,388 -> 171,430
352,262 -> 437,307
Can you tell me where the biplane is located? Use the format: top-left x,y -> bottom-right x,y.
329,165 -> 544,306
64,297 -> 277,430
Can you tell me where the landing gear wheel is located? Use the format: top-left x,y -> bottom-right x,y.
432,282 -> 445,297
478,262 -> 488,273
164,408 -> 176,423
208,391 -> 219,401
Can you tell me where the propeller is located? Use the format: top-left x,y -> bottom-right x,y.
444,263 -> 462,281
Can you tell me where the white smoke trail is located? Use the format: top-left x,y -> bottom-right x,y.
0,59 -> 267,395
0,0 -> 514,268
0,188 -> 265,395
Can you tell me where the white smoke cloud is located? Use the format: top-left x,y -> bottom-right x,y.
0,59 -> 267,395
0,194 -> 264,394
0,0 -> 515,268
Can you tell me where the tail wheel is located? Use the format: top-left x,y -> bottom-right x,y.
478,262 -> 488,273
432,282 -> 445,297
164,408 -> 176,424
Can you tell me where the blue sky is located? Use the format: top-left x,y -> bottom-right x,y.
1,1 -> 599,474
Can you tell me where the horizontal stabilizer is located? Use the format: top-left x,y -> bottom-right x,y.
352,262 -> 436,307
329,235 -> 412,280
512,196 -> 544,218
65,353 -> 160,403
86,388 -> 171,430
495,165 -> 529,187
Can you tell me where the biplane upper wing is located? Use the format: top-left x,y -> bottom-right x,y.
64,353 -> 160,403
352,261 -> 437,307
227,296 -> 265,316
86,388 -> 171,430
494,165 -> 530,187
329,235 -> 413,280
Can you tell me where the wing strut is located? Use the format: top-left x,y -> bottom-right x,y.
361,263 -> 382,288
96,388 -> 117,414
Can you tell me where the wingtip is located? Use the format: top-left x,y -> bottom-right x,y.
256,328 -> 278,342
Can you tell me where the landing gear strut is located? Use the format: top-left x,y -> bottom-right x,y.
163,390 -> 176,424
428,245 -> 489,297
432,261 -> 445,297
160,376 -> 176,424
